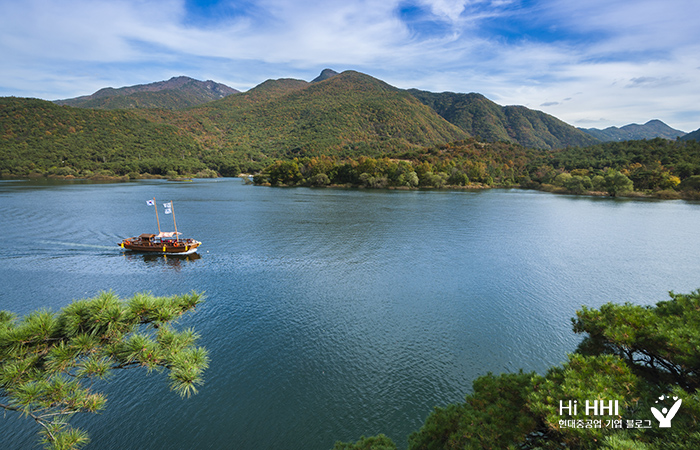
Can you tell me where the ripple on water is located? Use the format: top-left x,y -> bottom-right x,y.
3,181 -> 700,450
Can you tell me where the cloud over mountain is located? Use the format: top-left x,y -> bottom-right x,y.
1,0 -> 699,131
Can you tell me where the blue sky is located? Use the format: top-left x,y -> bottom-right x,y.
1,0 -> 699,131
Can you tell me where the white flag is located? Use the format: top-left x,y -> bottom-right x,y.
163,202 -> 172,208
164,208 -> 172,214
146,200 -> 155,206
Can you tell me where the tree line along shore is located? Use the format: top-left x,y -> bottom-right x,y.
6,136 -> 700,200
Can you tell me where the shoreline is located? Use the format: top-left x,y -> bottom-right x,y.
3,173 -> 698,201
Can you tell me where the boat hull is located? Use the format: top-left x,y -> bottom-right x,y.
119,238 -> 201,255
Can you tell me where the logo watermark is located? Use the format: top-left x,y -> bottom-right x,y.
651,395 -> 682,428
556,394 -> 682,430
559,400 -> 619,416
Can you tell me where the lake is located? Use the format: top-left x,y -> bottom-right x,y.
2,178 -> 700,449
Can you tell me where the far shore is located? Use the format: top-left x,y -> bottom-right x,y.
4,172 -> 698,201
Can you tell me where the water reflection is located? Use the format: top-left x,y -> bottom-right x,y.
122,251 -> 202,269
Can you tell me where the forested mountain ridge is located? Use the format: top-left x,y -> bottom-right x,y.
44,69 -> 693,151
681,127 -> 700,142
0,96 -> 240,177
0,71 -> 469,176
168,70 -> 470,159
53,76 -> 239,110
50,69 -> 605,151
407,89 -> 600,150
580,119 -> 686,142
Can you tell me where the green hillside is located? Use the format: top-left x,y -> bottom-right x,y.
246,78 -> 310,99
55,89 -> 217,110
182,70 -> 469,159
0,97 -> 229,177
681,127 -> 700,142
407,89 -> 600,149
0,71 -> 468,177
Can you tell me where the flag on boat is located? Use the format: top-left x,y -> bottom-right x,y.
146,200 -> 155,206
164,208 -> 172,214
163,202 -> 172,214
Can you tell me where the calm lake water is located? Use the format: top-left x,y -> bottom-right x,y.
2,178 -> 700,449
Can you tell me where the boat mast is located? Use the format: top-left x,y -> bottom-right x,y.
153,197 -> 162,234
170,200 -> 179,242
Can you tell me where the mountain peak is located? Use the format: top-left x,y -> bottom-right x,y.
54,77 -> 238,110
581,119 -> 686,142
311,69 -> 339,83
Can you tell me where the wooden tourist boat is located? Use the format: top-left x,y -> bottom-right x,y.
119,198 -> 201,255
120,233 -> 201,254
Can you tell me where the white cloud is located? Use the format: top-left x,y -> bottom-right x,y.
0,0 -> 699,130
417,0 -> 467,21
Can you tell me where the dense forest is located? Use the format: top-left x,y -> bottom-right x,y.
0,97 -> 242,178
334,290 -> 700,450
253,138 -> 700,199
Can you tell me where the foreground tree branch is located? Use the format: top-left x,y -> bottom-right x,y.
0,291 -> 208,450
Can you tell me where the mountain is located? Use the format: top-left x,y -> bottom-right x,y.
238,77 -> 309,102
0,96 -> 213,176
174,70 -> 469,158
311,68 -> 339,83
47,70 -> 605,152
13,68 -> 699,180
407,89 -> 599,150
580,120 -> 686,142
681,128 -> 700,142
53,76 -> 239,110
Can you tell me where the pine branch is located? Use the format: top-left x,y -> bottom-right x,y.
1,291 -> 207,449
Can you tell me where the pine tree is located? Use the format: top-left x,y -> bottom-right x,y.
0,291 -> 208,450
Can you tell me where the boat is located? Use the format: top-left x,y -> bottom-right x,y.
119,198 -> 201,255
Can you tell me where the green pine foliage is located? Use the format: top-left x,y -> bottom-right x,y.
408,371 -> 538,450
528,354 -> 642,449
0,291 -> 208,450
573,291 -> 700,391
332,434 -> 398,450
340,290 -> 700,450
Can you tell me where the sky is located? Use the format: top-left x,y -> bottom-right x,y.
1,0 -> 699,131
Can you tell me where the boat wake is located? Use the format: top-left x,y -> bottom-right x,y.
161,247 -> 199,256
38,240 -> 121,251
